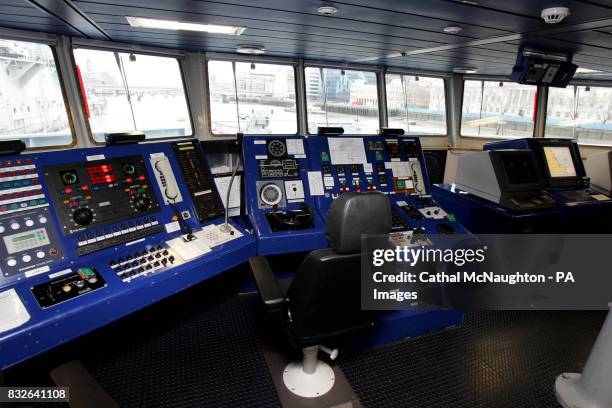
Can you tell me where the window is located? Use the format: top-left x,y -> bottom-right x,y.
461,80 -> 537,139
73,48 -> 191,142
386,74 -> 447,136
546,85 -> 612,146
208,61 -> 297,135
0,39 -> 72,148
305,67 -> 379,134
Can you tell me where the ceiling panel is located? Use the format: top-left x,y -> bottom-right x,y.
0,0 -> 612,77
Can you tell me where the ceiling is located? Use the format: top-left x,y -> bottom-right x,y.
5,0 -> 612,78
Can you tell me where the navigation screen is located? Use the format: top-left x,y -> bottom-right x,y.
543,146 -> 577,178
502,154 -> 539,185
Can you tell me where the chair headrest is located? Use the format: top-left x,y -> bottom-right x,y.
325,192 -> 391,254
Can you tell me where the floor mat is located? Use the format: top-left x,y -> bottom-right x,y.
338,311 -> 606,408
83,295 -> 280,408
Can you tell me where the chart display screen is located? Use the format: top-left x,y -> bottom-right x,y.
543,146 -> 577,178
3,228 -> 50,254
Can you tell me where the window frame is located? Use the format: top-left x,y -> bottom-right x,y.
205,55 -> 300,137
0,37 -> 77,150
304,63 -> 382,136
384,70 -> 450,138
71,46 -> 195,145
543,80 -> 612,147
459,77 -> 538,140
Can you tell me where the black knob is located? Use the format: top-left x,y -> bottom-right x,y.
133,194 -> 151,211
73,207 -> 93,225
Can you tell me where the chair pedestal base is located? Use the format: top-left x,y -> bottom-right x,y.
282,345 -> 335,398
283,360 -> 335,398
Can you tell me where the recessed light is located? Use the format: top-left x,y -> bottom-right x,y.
236,44 -> 265,55
126,16 -> 246,35
443,26 -> 463,34
453,67 -> 478,74
317,5 -> 338,15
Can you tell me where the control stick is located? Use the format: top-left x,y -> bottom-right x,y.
220,133 -> 243,235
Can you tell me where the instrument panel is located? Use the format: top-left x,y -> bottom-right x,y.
44,156 -> 160,235
0,140 -> 256,370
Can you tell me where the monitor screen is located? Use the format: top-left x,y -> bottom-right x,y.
502,154 -> 539,185
543,146 -> 577,178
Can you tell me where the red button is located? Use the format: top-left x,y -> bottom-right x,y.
65,187 -> 72,194
81,185 -> 89,191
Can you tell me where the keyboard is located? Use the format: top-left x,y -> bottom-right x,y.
391,208 -> 412,231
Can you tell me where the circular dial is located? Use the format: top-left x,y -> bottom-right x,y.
122,163 -> 136,175
73,207 -> 94,226
267,140 -> 286,158
61,171 -> 78,185
132,193 -> 151,211
260,184 -> 283,206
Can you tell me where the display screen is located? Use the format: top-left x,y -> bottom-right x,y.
543,146 -> 577,178
502,154 -> 539,185
87,164 -> 118,184
3,228 -> 50,254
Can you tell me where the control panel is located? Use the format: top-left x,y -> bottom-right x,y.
172,141 -> 225,222
243,136 -> 327,255
0,158 -> 65,279
306,135 -> 466,235
0,140 -> 256,370
31,267 -> 106,308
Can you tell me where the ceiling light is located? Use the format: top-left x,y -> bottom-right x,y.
443,26 -> 463,34
236,44 -> 265,55
576,67 -> 603,74
126,16 -> 246,35
453,67 -> 478,74
317,5 -> 338,16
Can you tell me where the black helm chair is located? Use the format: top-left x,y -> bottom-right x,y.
248,191 -> 391,398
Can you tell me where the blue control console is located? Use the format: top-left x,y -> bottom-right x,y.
0,140 -> 255,369
242,135 -> 469,256
485,138 -> 612,232
433,137 -> 612,233
242,136 -> 327,255
306,135 -> 469,235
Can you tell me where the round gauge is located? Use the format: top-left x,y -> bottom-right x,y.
122,163 -> 136,175
260,183 -> 283,206
61,171 -> 78,185
267,140 -> 287,158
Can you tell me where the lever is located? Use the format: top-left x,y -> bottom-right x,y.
319,345 -> 338,360
220,132 -> 243,235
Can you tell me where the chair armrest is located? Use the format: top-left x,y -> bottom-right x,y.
248,256 -> 285,313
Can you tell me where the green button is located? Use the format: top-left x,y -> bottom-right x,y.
376,151 -> 383,161
397,180 -> 406,189
448,214 -> 456,221
78,267 -> 96,277
321,152 -> 330,162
